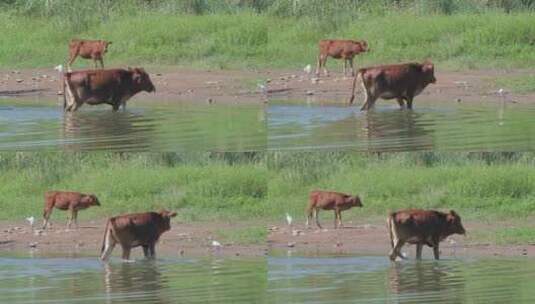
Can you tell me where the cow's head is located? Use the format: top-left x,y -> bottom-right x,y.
353,40 -> 369,53
422,60 -> 436,84
82,194 -> 100,206
158,210 -> 177,233
446,210 -> 466,235
101,40 -> 112,53
130,67 -> 156,93
347,195 -> 363,207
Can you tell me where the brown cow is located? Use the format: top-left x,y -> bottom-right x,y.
316,39 -> 369,77
63,68 -> 155,112
100,210 -> 177,261
42,191 -> 100,229
387,209 -> 466,261
306,190 -> 363,229
349,61 -> 436,110
68,39 -> 112,70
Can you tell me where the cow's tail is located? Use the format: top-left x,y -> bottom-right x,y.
349,69 -> 364,105
62,72 -> 67,110
386,212 -> 396,249
100,218 -> 113,260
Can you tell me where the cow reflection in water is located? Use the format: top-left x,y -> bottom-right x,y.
358,109 -> 434,151
62,110 -> 154,151
388,262 -> 465,304
104,262 -> 170,304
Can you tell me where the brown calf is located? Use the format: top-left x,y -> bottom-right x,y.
316,39 -> 369,77
63,68 -> 155,112
42,191 -> 100,229
387,209 -> 466,261
68,39 -> 111,70
100,210 -> 177,261
306,190 -> 363,229
349,61 -> 436,110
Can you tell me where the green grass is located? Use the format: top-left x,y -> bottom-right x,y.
0,152 -> 267,222
267,152 -> 535,224
1,2 -> 535,70
470,226 -> 535,245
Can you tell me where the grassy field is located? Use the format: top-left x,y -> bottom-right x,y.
1,1 -> 535,70
0,152 -> 267,223
267,152 -> 535,230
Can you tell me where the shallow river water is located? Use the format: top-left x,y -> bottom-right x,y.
0,254 -> 266,304
268,255 -> 535,304
0,102 -> 266,152
268,102 -> 535,151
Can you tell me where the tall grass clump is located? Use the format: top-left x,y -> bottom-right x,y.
0,152 -> 267,222
267,152 -> 535,221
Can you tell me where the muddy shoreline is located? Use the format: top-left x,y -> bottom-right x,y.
0,220 -> 267,259
1,67 -> 534,106
268,220 -> 535,259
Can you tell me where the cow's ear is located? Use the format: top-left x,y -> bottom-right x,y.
449,210 -> 458,217
107,41 -> 112,45
168,212 -> 177,218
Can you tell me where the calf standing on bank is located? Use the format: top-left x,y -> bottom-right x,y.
42,191 -> 100,229
306,190 -> 363,229
63,67 -> 155,112
100,210 -> 177,261
387,209 -> 466,261
316,39 -> 369,77
68,39 -> 112,70
349,61 -> 436,110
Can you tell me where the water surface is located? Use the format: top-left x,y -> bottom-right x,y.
0,254 -> 266,304
268,256 -> 535,303
0,102 -> 266,152
268,102 -> 535,151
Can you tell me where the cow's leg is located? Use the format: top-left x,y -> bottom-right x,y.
67,207 -> 74,229
343,59 -> 347,77
142,245 -> 150,258
98,58 -> 104,69
149,243 -> 156,258
305,207 -> 313,229
121,245 -> 132,261
73,210 -> 79,229
112,103 -> 120,112
322,56 -> 329,77
42,208 -> 52,230
361,93 -> 377,111
416,243 -> 423,260
337,210 -> 343,228
314,209 -> 322,229
315,54 -> 322,77
396,98 -> 406,109
333,210 -> 338,229
67,53 -> 77,72
433,245 -> 440,260
349,58 -> 355,77
389,239 -> 406,261
406,96 -> 414,110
